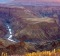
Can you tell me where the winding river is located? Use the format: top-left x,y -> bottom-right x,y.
6,23 -> 16,42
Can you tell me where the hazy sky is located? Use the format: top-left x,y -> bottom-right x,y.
0,0 -> 13,3
0,0 -> 60,4
14,0 -> 60,2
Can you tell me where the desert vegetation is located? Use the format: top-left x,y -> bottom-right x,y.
25,49 -> 60,56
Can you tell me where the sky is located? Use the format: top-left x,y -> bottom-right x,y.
14,0 -> 60,3
0,0 -> 12,3
0,0 -> 60,4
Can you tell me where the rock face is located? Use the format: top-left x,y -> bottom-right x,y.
0,20 -> 7,38
19,17 -> 59,40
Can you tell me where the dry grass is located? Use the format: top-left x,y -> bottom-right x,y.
25,49 -> 60,56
